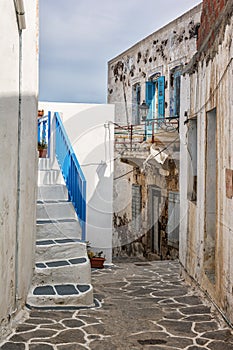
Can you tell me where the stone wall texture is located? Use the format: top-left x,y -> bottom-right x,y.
109,4 -> 202,260
180,0 -> 233,326
197,0 -> 228,50
108,4 -> 202,124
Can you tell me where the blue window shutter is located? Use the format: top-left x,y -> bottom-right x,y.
158,76 -> 165,119
146,81 -> 155,120
146,82 -> 154,105
136,84 -> 141,104
136,84 -> 141,124
174,71 -> 181,118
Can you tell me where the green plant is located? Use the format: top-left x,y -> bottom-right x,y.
38,139 -> 47,150
86,241 -> 104,259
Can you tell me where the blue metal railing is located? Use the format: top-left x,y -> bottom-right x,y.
54,112 -> 86,241
38,111 -> 51,157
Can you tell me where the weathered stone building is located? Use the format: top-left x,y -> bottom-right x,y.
108,4 -> 202,259
180,0 -> 233,325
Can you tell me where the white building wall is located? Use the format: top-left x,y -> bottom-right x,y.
17,0 -> 39,307
0,0 -> 38,338
39,102 -> 115,263
179,74 -> 189,266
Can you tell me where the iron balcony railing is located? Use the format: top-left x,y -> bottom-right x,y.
114,117 -> 179,151
55,112 -> 86,241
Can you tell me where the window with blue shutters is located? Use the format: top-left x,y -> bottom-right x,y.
145,81 -> 155,120
145,77 -> 165,121
174,71 -> 181,118
157,76 -> 165,119
170,67 -> 181,118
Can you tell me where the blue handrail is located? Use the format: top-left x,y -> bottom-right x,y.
54,112 -> 86,241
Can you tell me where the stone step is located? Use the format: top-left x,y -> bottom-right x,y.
38,169 -> 64,185
36,220 -> 82,241
38,158 -> 51,171
37,202 -> 78,221
38,157 -> 61,171
33,161 -> 93,309
32,256 -> 91,285
38,184 -> 68,201
27,283 -> 93,309
36,239 -> 86,262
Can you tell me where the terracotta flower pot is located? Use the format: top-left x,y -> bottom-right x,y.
39,149 -> 47,158
38,110 -> 44,118
90,257 -> 105,269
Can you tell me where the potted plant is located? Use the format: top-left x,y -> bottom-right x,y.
38,139 -> 47,158
87,242 -> 105,269
38,109 -> 44,118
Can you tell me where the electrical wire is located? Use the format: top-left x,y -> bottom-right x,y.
113,135 -> 179,180
189,57 -> 233,119
145,135 -> 179,163
114,169 -> 135,181
81,163 -> 105,167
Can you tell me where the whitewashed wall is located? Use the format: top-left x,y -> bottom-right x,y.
179,14 -> 233,324
0,0 -> 38,338
39,102 -> 115,263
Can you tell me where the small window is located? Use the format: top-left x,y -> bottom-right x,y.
170,68 -> 181,118
166,191 -> 180,249
132,184 -> 141,232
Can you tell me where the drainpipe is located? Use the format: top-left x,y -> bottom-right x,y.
14,0 -> 26,310
14,0 -> 26,30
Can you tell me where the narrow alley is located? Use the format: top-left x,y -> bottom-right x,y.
1,260 -> 233,350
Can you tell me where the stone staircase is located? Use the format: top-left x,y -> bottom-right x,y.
27,158 -> 93,309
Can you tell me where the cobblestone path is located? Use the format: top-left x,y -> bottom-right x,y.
1,260 -> 233,349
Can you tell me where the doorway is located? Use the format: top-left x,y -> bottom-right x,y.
149,187 -> 162,254
204,108 -> 217,283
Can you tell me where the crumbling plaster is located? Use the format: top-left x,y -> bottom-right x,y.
110,4 -> 201,259
108,4 -> 202,124
113,151 -> 179,259
180,8 -> 233,325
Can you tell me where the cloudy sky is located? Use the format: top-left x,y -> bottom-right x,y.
39,0 -> 201,104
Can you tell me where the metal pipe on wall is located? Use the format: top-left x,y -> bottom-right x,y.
14,0 -> 26,30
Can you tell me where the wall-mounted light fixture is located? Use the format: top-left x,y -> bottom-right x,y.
139,100 -> 149,121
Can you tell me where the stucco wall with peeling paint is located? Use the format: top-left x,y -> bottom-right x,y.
108,4 -> 202,124
180,0 -> 233,325
109,4 -> 201,259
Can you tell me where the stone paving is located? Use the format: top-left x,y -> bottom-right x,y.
1,260 -> 233,350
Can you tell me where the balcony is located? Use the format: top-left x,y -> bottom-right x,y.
114,118 -> 180,168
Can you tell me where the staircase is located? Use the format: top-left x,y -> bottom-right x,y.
27,158 -> 93,309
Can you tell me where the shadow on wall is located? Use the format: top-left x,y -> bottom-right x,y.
0,95 -> 38,338
88,160 -> 113,258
